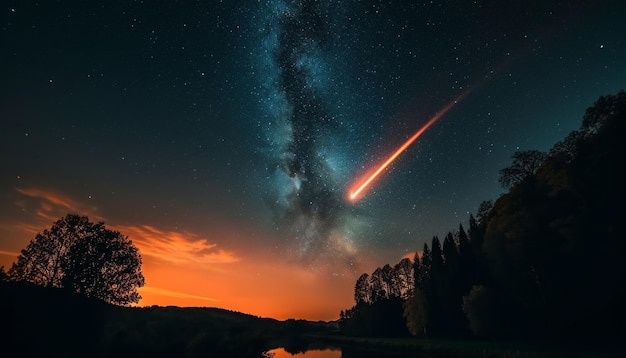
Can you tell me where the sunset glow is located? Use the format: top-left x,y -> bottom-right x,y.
0,187 -> 361,320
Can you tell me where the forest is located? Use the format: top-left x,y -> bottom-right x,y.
339,91 -> 625,343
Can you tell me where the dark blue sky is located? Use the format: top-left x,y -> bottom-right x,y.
1,1 -> 625,315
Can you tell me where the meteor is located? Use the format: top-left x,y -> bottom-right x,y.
348,94 -> 466,202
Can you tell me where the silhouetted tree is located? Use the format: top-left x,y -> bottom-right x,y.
7,214 -> 144,305
430,236 -> 444,279
581,91 -> 624,133
442,233 -> 460,279
467,213 -> 489,287
403,289 -> 429,337
354,273 -> 371,304
427,236 -> 446,335
475,200 -> 493,229
0,266 -> 7,282
442,232 -> 468,336
462,285 -> 510,338
62,225 -> 144,305
420,243 -> 432,297
369,267 -> 387,302
457,224 -> 473,293
412,252 -> 421,291
481,180 -> 552,337
498,150 -> 546,189
380,264 -> 399,298
394,257 -> 414,298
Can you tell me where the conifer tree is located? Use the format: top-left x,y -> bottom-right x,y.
458,224 -> 474,293
420,243 -> 432,297
412,252 -> 421,292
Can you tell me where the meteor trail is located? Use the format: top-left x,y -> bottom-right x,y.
348,93 -> 467,202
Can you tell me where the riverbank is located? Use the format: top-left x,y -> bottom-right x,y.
314,334 -> 624,358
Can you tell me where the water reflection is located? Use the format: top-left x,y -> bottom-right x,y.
266,347 -> 341,357
263,336 -> 410,358
264,346 -> 409,358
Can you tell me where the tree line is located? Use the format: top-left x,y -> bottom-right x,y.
340,91 -> 625,342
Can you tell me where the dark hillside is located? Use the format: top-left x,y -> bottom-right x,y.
0,281 -> 335,357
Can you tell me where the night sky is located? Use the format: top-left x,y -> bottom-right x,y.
1,1 -> 625,320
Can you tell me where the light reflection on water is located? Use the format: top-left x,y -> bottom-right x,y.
267,347 -> 341,358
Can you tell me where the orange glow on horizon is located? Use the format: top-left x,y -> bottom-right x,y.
348,94 -> 467,202
0,187 -> 359,321
136,253 -> 356,321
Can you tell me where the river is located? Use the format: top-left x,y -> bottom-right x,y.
264,345 -> 411,357
266,347 -> 340,357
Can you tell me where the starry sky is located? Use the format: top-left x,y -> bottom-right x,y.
1,0 -> 625,321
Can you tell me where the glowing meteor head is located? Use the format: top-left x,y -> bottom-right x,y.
347,165 -> 381,202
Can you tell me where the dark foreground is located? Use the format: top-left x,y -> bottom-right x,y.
1,281 -> 622,358
1,281 -> 334,357
316,335 -> 624,358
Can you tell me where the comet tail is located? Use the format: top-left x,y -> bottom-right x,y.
348,95 -> 465,202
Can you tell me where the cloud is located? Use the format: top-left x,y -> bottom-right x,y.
402,251 -> 421,261
138,286 -> 219,303
0,250 -> 20,258
14,187 -> 101,222
10,187 -> 239,266
117,225 -> 240,265
0,187 -> 103,267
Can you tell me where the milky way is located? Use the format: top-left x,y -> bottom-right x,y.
253,0 -> 358,263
